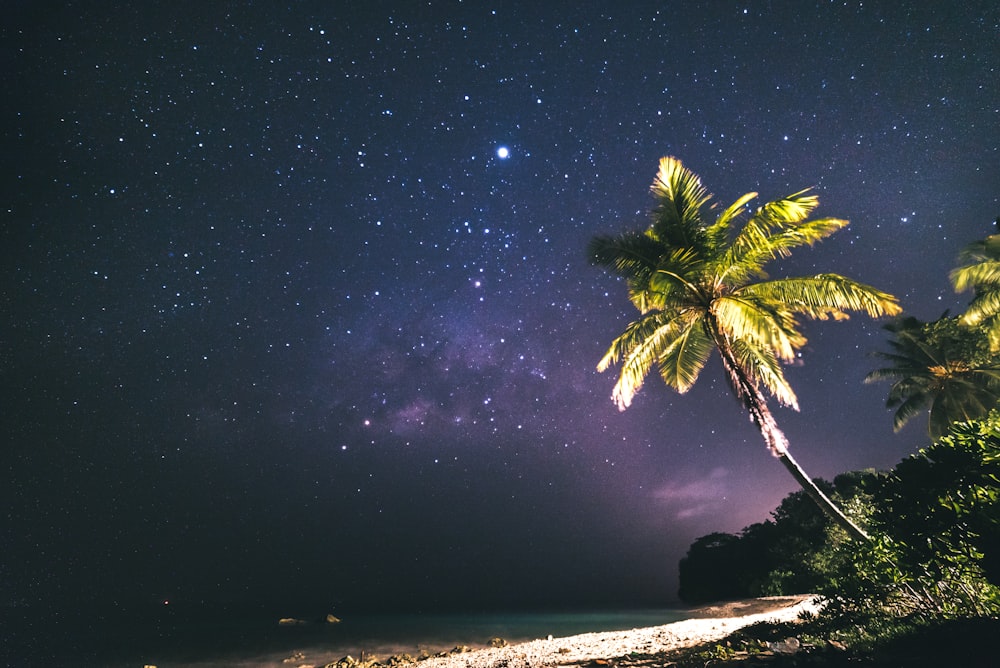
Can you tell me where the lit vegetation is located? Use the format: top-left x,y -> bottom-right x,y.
952,224 -> 1000,349
590,156 -> 900,540
660,215 -> 1000,666
865,315 -> 1000,439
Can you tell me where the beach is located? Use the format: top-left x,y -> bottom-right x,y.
114,596 -> 817,668
313,596 -> 819,668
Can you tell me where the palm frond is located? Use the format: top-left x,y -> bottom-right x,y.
720,219 -> 849,285
864,367 -> 911,384
728,337 -> 799,409
868,358 -> 927,375
740,274 -> 902,320
945,381 -> 1000,418
649,156 -> 712,249
756,217 -> 849,260
758,189 -> 820,224
589,232 -> 667,314
732,190 -> 820,246
598,311 -> 697,409
597,311 -> 678,372
717,196 -> 839,281
989,319 -> 1000,352
713,295 -> 804,362
705,191 -> 757,247
624,245 -> 706,315
929,388 -> 997,439
956,234 -> 1000,264
647,247 -> 707,298
625,277 -> 664,315
656,320 -> 714,394
886,377 -> 932,407
891,392 -> 930,433
893,332 -> 953,369
959,288 -> 1000,327
951,260 -> 1000,293
588,232 -> 662,279
969,367 -> 1000,383
952,238 -> 1000,331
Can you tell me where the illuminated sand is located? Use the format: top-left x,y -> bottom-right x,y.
409,596 -> 819,668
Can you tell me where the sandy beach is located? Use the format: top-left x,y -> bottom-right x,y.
400,596 -> 819,668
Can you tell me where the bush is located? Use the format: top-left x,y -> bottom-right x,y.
680,415 -> 1000,621
678,474 -> 873,603
825,416 -> 1000,619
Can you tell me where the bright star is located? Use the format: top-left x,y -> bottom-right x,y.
496,146 -> 510,159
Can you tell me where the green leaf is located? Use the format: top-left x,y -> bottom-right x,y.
729,337 -> 799,409
741,274 -> 902,320
657,320 -> 714,393
591,156 -> 899,424
713,295 -> 804,362
649,157 -> 713,250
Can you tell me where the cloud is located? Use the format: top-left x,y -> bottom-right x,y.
653,467 -> 731,520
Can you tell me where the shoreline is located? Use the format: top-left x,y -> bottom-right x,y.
382,595 -> 819,668
127,597 -> 818,668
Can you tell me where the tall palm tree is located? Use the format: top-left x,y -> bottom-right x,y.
590,157 -> 901,542
951,222 -> 1000,349
866,315 -> 1000,440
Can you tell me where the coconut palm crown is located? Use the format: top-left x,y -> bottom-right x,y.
591,157 -> 900,424
866,316 -> 1000,440
590,156 -> 902,541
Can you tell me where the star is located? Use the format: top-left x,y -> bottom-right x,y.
6,2 -> 997,644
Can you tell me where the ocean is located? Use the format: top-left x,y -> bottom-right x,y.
9,608 -> 695,668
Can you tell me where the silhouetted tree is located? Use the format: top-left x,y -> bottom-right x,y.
677,474 -> 876,604
678,532 -> 753,603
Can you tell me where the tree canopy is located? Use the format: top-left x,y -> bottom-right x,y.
590,157 -> 900,417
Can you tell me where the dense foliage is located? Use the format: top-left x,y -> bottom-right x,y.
835,416 -> 1000,618
865,315 -> 1000,439
680,415 -> 1000,620
677,475 -> 865,604
669,227 -> 1000,664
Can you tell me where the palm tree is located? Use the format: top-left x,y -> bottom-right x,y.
590,157 -> 901,542
865,315 -> 1000,440
951,222 -> 1000,349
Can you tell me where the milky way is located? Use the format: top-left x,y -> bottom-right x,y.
4,1 -> 999,628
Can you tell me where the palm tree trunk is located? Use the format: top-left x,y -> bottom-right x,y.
712,334 -> 871,542
768,415 -> 871,542
747,388 -> 871,542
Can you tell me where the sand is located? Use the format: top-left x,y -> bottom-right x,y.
405,595 -> 819,668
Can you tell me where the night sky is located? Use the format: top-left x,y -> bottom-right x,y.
4,0 -> 1000,625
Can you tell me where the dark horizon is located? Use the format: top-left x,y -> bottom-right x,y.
4,2 -> 999,658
